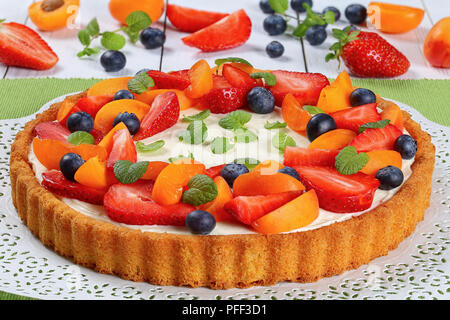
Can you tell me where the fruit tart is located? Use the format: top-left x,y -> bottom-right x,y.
10,59 -> 435,289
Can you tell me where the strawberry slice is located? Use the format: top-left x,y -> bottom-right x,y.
147,70 -> 190,90
212,75 -> 232,89
269,71 -> 330,106
41,170 -> 106,205
284,147 -> 339,167
330,103 -> 381,132
34,122 -> 71,143
349,124 -> 403,152
75,95 -> 114,118
168,69 -> 190,82
294,166 -> 380,213
133,91 -> 180,140
0,22 -> 58,70
107,129 -> 137,169
166,4 -> 229,33
205,164 -> 226,179
104,180 -> 195,225
222,64 -> 256,92
224,191 -> 304,225
201,87 -> 246,113
182,9 -> 252,52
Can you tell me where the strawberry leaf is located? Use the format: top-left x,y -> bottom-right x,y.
113,160 -> 149,184
182,174 -> 218,206
335,146 -> 369,175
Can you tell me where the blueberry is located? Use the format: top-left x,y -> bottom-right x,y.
100,50 -> 126,72
66,111 -> 94,133
185,210 -> 216,235
345,4 -> 367,25
376,166 -> 404,190
306,113 -> 337,142
259,0 -> 274,14
221,163 -> 249,187
322,6 -> 340,21
140,27 -> 165,49
113,90 -> 134,100
135,68 -> 150,76
305,25 -> 327,46
263,14 -> 287,36
291,0 -> 313,13
59,153 -> 85,181
278,166 -> 300,180
349,88 -> 377,107
394,135 -> 417,160
247,87 -> 275,114
113,112 -> 140,135
266,41 -> 285,58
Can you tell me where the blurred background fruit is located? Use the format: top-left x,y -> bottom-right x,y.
424,17 -> 450,68
28,0 -> 80,31
109,0 -> 164,25
367,2 -> 424,34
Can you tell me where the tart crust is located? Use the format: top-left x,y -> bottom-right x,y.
9,92 -> 435,289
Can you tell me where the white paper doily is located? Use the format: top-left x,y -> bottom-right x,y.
0,93 -> 449,300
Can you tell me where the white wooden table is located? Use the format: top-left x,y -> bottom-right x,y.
1,0 -> 449,79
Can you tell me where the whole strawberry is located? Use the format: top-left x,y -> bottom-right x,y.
326,27 -> 410,78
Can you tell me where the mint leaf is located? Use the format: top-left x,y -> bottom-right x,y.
233,128 -> 258,143
303,105 -> 325,115
128,72 -> 155,94
113,160 -> 149,184
125,11 -> 152,32
272,132 -> 296,152
182,174 -> 218,206
358,119 -> 390,133
101,32 -> 126,50
218,110 -> 252,130
215,57 -> 253,68
211,137 -> 234,154
293,22 -> 310,37
268,0 -> 289,14
233,158 -> 260,170
178,121 -> 208,145
335,146 -> 369,175
323,10 -> 336,24
249,72 -> 277,86
67,131 -> 95,146
264,121 -> 287,129
0,19 -> 6,23
123,28 -> 140,43
182,110 -> 210,122
136,140 -> 165,153
168,153 -> 194,163
86,18 -> 100,36
78,29 -> 91,46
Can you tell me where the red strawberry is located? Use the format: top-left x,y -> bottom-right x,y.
75,95 -> 113,118
284,147 -> 339,167
205,164 -> 226,179
104,180 -> 195,225
168,69 -> 190,82
182,10 -> 252,52
293,166 -> 380,213
349,124 -> 403,152
90,128 -> 104,144
224,191 -> 304,225
330,103 -> 381,132
212,75 -> 232,89
166,4 -> 229,33
147,70 -> 190,90
269,71 -> 330,106
107,129 -> 137,169
34,122 -> 71,143
222,64 -> 256,92
133,91 -> 180,140
329,30 -> 410,78
41,170 -> 106,205
201,87 -> 246,114
0,22 -> 58,70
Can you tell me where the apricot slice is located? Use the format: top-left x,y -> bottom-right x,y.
251,190 -> 319,234
252,160 -> 284,175
152,162 -> 206,205
33,138 -> 70,170
185,59 -> 213,99
28,0 -> 80,31
360,150 -> 402,176
74,156 -> 110,189
367,2 -> 424,34
233,172 -> 305,197
199,176 -> 234,222
141,161 -> 169,180
87,77 -> 133,97
381,102 -> 404,131
282,93 -> 311,132
308,129 -> 356,150
317,71 -> 353,113
72,144 -> 108,162
135,89 -> 193,110
94,99 -> 150,135
57,98 -> 80,126
97,122 -> 128,153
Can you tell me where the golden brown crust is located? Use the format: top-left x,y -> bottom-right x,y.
9,93 -> 435,289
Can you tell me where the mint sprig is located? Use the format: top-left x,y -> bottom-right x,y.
264,121 -> 287,129
249,72 -> 277,86
215,57 -> 253,68
182,110 -> 211,123
303,105 -> 325,115
136,140 -> 165,153
358,119 -> 390,133
272,132 -> 296,152
128,71 -> 155,94
178,120 -> 208,145
67,131 -> 95,146
335,146 -> 369,175
182,174 -> 218,206
211,137 -> 234,154
292,4 -> 335,37
218,110 -> 252,130
113,160 -> 149,184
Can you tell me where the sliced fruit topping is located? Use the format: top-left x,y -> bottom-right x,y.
381,102 -> 404,131
251,190 -> 319,234
284,147 -> 339,167
306,113 -> 337,142
269,70 -> 330,107
222,64 -> 256,92
233,171 -> 305,197
74,156 -> 113,189
308,129 -> 356,150
247,87 -> 275,114
33,138 -> 71,170
199,176 -> 234,222
74,95 -> 114,118
201,87 -> 246,114
141,161 -> 169,180
146,70 -> 190,90
349,88 -> 377,107
224,190 -> 303,225
316,71 -> 353,113
135,89 -> 193,110
205,164 -> 226,180
376,166 -> 404,191
330,103 -> 380,132
97,122 -> 127,153
113,90 -> 134,100
166,4 -> 229,33
106,129 -> 137,169
67,111 -> 94,133
394,135 -> 417,160
281,93 -> 311,132
185,210 -> 216,235
294,166 -> 380,213
57,99 -> 81,126
113,112 -> 140,135
360,150 -> 402,176
133,91 -> 180,140
59,152 -> 85,181
42,170 -> 105,205
34,121 -> 71,143
349,124 -> 403,152
212,74 -> 232,89
220,163 -> 249,187
182,9 -> 252,52
87,77 -> 133,96
104,181 -> 195,225
185,59 -> 213,99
